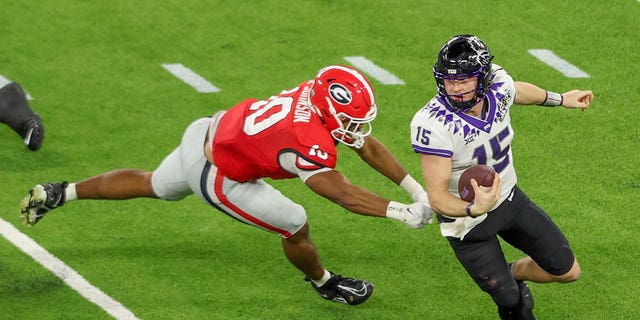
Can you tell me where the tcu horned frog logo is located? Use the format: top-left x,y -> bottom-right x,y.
329,83 -> 352,105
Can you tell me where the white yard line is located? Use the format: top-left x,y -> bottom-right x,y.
344,56 -> 405,85
527,49 -> 590,78
0,218 -> 139,320
161,63 -> 221,93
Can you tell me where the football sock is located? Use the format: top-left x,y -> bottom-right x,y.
65,183 -> 78,202
311,270 -> 331,287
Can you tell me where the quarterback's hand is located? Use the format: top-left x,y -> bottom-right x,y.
467,173 -> 502,216
386,201 -> 432,228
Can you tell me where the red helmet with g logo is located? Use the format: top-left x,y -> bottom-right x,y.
309,65 -> 377,148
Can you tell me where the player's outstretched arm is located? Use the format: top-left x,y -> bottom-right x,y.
351,135 -> 408,184
353,135 -> 430,204
515,81 -> 594,111
305,170 -> 430,228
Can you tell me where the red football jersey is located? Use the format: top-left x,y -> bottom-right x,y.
212,81 -> 338,182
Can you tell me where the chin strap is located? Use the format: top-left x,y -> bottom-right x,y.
352,137 -> 365,149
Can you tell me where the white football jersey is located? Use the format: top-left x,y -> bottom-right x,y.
410,64 -> 518,238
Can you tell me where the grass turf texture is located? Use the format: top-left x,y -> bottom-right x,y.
1,0 -> 639,319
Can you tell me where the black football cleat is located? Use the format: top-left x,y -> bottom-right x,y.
21,114 -> 44,151
20,182 -> 68,227
517,280 -> 535,313
307,271 -> 374,305
0,82 -> 44,151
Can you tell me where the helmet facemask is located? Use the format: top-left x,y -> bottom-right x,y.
326,100 -> 377,148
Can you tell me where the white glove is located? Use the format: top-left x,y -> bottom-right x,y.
387,201 -> 432,228
411,189 -> 429,204
419,201 -> 434,225
410,201 -> 434,225
401,175 -> 430,204
410,190 -> 433,224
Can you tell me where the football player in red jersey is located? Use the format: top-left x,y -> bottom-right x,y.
21,65 -> 432,306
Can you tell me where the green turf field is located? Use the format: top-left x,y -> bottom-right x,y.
1,1 -> 639,319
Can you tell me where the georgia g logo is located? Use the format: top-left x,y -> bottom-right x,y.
329,83 -> 352,105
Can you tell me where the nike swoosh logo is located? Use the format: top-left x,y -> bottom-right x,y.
337,283 -> 369,297
317,292 -> 329,299
23,127 -> 34,144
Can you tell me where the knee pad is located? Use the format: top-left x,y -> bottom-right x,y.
474,271 -> 521,308
490,280 -> 521,308
546,243 -> 576,276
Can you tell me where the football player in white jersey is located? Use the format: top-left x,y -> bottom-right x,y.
410,35 -> 593,319
20,65 -> 432,306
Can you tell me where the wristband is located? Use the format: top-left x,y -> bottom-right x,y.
465,202 -> 474,217
540,91 -> 563,107
400,175 -> 423,195
386,201 -> 408,221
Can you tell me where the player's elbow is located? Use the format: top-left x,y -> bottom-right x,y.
428,196 -> 453,216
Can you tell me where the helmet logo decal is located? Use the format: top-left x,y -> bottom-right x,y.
328,83 -> 352,105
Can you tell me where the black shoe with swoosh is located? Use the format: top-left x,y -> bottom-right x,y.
20,182 -> 68,227
307,271 -> 374,305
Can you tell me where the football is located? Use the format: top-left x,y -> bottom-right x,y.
458,164 -> 496,202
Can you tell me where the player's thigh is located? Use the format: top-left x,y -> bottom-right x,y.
500,188 -> 575,276
448,236 -> 516,296
228,179 -> 307,235
151,118 -> 210,201
449,236 -> 507,279
194,163 -> 306,238
151,146 -> 192,200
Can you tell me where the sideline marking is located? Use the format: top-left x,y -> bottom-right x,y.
0,218 -> 139,320
527,49 -> 590,78
343,56 -> 405,85
1,75 -> 34,100
161,63 -> 220,93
